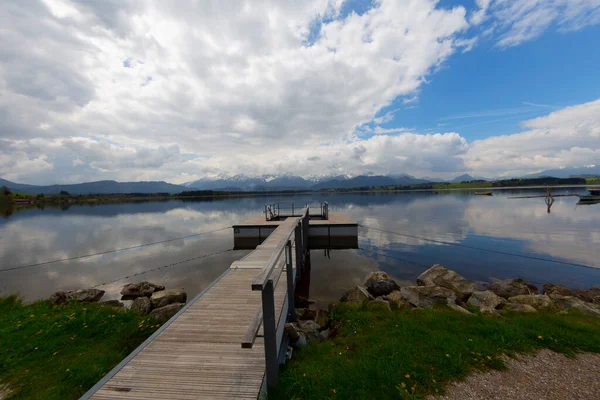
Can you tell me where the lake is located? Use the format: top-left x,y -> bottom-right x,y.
1,188 -> 599,304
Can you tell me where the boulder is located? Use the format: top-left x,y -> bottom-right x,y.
364,272 -> 399,297
149,303 -> 185,323
543,284 -> 600,304
400,286 -> 456,308
319,328 -> 332,341
448,304 -> 472,314
542,283 -> 574,298
387,290 -> 413,310
340,286 -> 374,304
467,290 -> 505,313
508,294 -> 552,310
417,265 -> 476,298
100,300 -> 124,308
69,289 -> 105,303
284,323 -> 307,347
151,288 -> 187,309
121,282 -> 165,298
368,298 -> 392,312
131,297 -> 153,315
48,291 -> 69,305
296,307 -> 318,321
297,320 -> 322,342
551,295 -> 600,318
498,302 -> 537,313
48,289 -> 105,305
314,310 -> 330,329
486,278 -> 539,299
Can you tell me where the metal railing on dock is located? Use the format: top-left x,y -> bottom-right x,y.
264,201 -> 328,221
242,208 -> 310,390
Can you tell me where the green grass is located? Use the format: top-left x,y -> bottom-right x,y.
586,178 -> 600,185
273,303 -> 600,400
0,295 -> 160,399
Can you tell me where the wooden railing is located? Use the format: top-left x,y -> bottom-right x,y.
241,208 -> 310,390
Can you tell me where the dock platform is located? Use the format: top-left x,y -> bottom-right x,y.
233,212 -> 357,249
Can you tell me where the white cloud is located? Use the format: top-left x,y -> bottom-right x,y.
465,99 -> 600,176
0,0 -> 599,184
483,0 -> 600,47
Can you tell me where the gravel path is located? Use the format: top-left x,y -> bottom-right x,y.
431,350 -> 600,400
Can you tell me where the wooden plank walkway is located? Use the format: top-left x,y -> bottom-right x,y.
85,218 -> 299,400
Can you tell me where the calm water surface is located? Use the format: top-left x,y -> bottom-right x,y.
1,188 -> 599,303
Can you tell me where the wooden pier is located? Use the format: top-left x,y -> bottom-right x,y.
82,205 -> 352,399
233,201 -> 358,250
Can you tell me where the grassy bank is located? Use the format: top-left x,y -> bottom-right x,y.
0,295 -> 159,399
274,303 -> 600,400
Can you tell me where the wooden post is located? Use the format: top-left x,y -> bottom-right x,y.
261,279 -> 278,390
286,240 -> 296,321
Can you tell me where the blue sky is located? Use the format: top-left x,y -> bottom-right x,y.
364,3 -> 600,142
1,0 -> 600,184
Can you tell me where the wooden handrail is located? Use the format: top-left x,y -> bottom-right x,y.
242,207 -> 310,390
251,216 -> 302,290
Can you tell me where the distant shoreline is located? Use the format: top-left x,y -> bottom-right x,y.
2,184 -> 595,216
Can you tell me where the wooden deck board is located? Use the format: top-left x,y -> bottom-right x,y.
89,220 -> 300,400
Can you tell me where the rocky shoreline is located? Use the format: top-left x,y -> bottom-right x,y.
286,265 -> 600,347
46,266 -> 600,346
48,281 -> 188,323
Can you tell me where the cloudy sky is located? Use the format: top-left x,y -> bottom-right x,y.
1,0 -> 599,185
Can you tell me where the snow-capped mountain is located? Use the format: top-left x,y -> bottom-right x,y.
183,172 -> 436,191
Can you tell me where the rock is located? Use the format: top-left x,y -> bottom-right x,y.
296,307 -> 317,321
340,286 -> 374,304
400,286 -> 457,308
49,289 -> 105,305
368,298 -> 392,312
551,295 -> 600,318
417,265 -> 476,298
364,271 -> 399,297
100,300 -> 124,308
69,289 -> 105,303
295,296 -> 316,308
387,290 -> 413,310
284,323 -> 307,347
448,304 -> 472,314
508,294 -> 552,310
486,278 -> 539,299
121,281 -> 165,298
297,320 -> 322,342
543,284 -> 600,304
314,310 -> 330,329
48,291 -> 69,305
542,283 -> 574,297
467,290 -> 505,313
149,303 -> 185,323
151,288 -> 187,309
319,328 -> 331,341
498,302 -> 538,313
131,297 -> 153,315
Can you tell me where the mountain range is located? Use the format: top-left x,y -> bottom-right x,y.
524,165 -> 600,179
1,166 -> 597,195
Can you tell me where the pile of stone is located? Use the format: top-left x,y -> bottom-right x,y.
48,281 -> 188,323
338,265 -> 600,318
285,299 -> 332,347
121,282 -> 187,323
